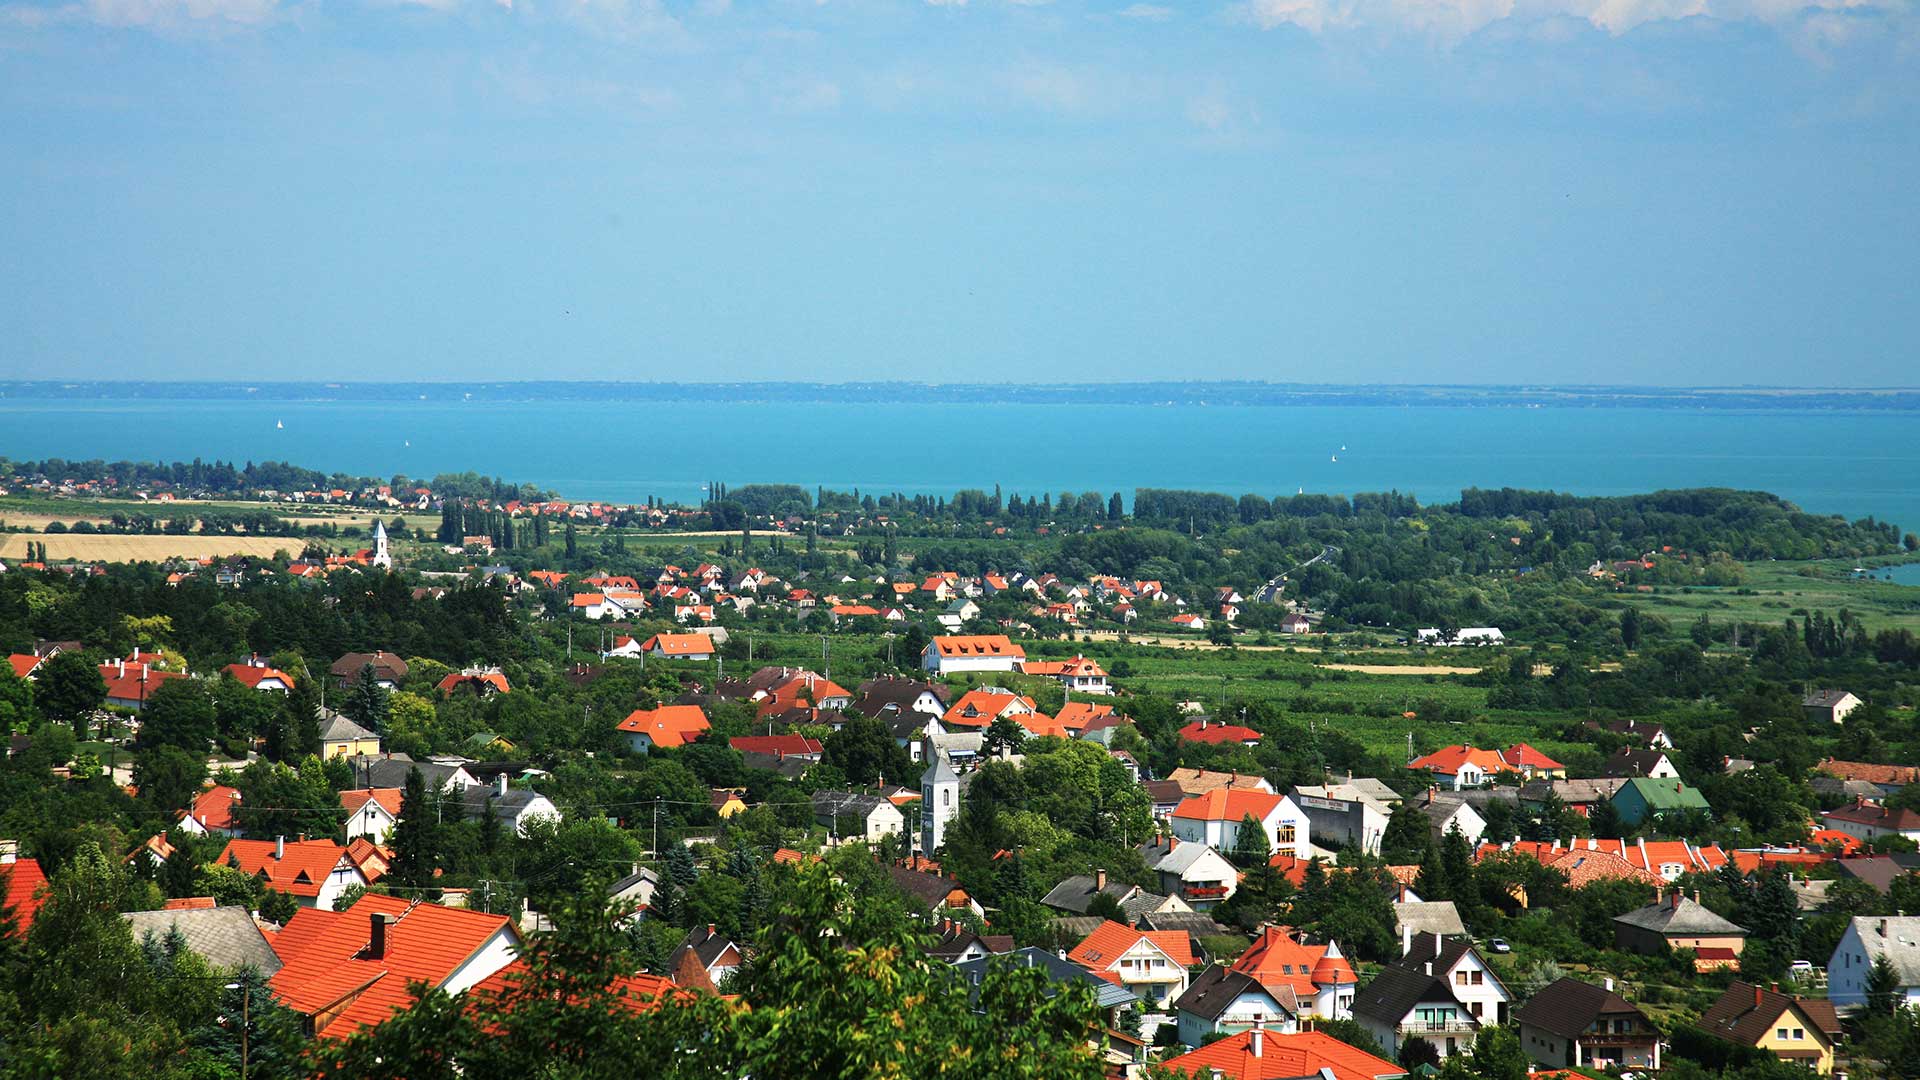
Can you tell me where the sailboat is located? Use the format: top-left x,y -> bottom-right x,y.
1330,454 -> 1338,463
1340,444 -> 1347,451
275,420 -> 284,430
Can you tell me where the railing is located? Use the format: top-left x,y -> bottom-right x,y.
1183,885 -> 1230,899
1398,1020 -> 1478,1035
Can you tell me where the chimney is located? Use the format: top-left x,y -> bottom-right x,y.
1251,1027 -> 1264,1058
369,912 -> 390,960
1425,961 -> 1433,976
1604,977 -> 1614,992
1693,890 -> 1701,904
274,835 -> 285,860
1095,868 -> 1107,893
495,773 -> 510,798
1754,984 -> 1763,1007
708,923 -> 717,938
1878,919 -> 1888,937
1402,922 -> 1413,956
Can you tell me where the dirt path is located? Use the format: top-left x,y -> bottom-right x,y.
1320,663 -> 1483,675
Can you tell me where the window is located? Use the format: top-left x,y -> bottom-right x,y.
1456,972 -> 1468,986
1471,971 -> 1484,985
1777,1029 -> 1789,1041
1793,1029 -> 1805,1040
1278,825 -> 1297,845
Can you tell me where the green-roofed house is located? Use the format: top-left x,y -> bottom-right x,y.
1610,777 -> 1712,827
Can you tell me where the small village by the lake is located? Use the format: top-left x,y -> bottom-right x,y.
1,455 -> 1918,1079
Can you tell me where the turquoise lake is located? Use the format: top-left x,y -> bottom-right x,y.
0,399 -> 1915,532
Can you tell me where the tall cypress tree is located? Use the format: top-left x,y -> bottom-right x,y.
389,767 -> 438,890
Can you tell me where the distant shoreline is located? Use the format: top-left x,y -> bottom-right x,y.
3,381 -> 1919,410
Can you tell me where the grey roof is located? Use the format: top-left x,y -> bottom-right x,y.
318,710 -> 377,744
1175,964 -> 1290,1022
608,867 -> 659,897
1352,963 -> 1466,1026
888,865 -> 962,912
1838,857 -> 1918,895
1137,838 -> 1223,877
1612,896 -> 1747,936
1812,777 -> 1886,802
811,791 -> 896,819
740,750 -> 808,779
453,785 -> 550,820
669,925 -> 739,973
930,732 -> 985,758
343,754 -> 468,791
952,947 -> 1137,1010
1845,916 -> 1920,986
1041,874 -> 1142,915
1134,911 -> 1229,939
1394,901 -> 1467,938
1804,689 -> 1857,708
1049,915 -> 1110,941
1293,780 -> 1398,813
922,753 -> 960,787
1521,777 -> 1629,805
1514,977 -> 1644,1039
124,907 -> 282,976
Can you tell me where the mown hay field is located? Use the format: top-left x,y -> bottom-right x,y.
0,534 -> 297,562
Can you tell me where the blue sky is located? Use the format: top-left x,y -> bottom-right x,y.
1,0 -> 1914,385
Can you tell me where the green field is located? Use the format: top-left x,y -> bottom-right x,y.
1616,557 -> 1920,637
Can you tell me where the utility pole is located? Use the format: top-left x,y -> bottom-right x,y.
651,799 -> 660,858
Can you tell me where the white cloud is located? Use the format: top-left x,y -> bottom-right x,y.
1117,2 -> 1173,17
1238,0 -> 1891,37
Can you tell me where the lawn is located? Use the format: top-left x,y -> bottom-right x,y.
1616,557 -> 1920,638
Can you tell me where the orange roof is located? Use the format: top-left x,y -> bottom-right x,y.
729,734 -> 823,757
466,960 -> 691,1019
1476,838 -> 1730,878
436,670 -> 511,695
1178,720 -> 1262,746
755,675 -> 852,719
1231,926 -> 1354,995
1159,1029 -> 1406,1080
99,661 -> 188,703
571,592 -> 608,607
617,705 -> 711,748
7,654 -> 40,679
772,848 -> 820,865
641,633 -> 715,657
1067,920 -> 1196,972
1809,829 -> 1865,854
1815,758 -> 1920,787
1173,788 -> 1283,823
929,635 -> 1025,660
223,663 -> 295,690
1500,742 -> 1564,770
1,857 -> 49,933
185,785 -> 242,831
1054,701 -> 1116,732
943,689 -> 1036,728
267,895 -> 518,1038
217,838 -> 357,898
1408,745 -> 1510,776
340,788 -> 405,819
164,896 -> 218,910
1024,655 -> 1107,679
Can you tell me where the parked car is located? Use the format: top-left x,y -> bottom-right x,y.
1488,938 -> 1512,954
1789,960 -> 1816,977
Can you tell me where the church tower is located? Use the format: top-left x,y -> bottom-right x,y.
371,520 -> 393,569
920,740 -> 959,856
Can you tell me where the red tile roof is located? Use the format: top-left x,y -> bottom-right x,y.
641,633 -> 715,658
1408,745 -> 1510,776
7,654 -> 40,680
222,663 -> 296,690
1178,720 -> 1262,746
184,785 -> 242,832
1173,788 -> 1283,823
1054,701 -> 1116,732
1159,1029 -> 1406,1080
1,857 -> 49,933
729,734 -> 823,758
267,895 -> 518,1038
1023,655 -> 1108,679
928,635 -> 1025,660
217,838 -> 357,898
942,689 -> 1036,728
1501,742 -> 1564,770
164,896 -> 218,910
617,705 -> 712,749
340,788 -> 405,819
436,670 -> 511,695
1067,920 -> 1196,973
1231,926 -> 1355,995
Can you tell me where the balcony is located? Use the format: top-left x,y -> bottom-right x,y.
1183,884 -> 1231,900
1398,1019 -> 1479,1036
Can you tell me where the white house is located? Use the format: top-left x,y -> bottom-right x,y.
1137,835 -> 1239,909
1828,915 -> 1920,1011
341,788 -> 403,843
1354,932 -> 1511,1060
570,593 -> 628,620
456,776 -> 560,837
1175,967 -> 1298,1047
923,635 -> 1025,676
1291,782 -> 1395,855
1819,801 -> 1920,845
1066,921 -> 1196,1008
1169,790 -> 1310,859
813,791 -> 905,843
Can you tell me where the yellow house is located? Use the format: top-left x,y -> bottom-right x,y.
1698,981 -> 1842,1075
319,710 -> 382,759
711,788 -> 748,818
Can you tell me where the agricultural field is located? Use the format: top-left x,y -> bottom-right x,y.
0,533 -> 298,562
1615,557 -> 1920,636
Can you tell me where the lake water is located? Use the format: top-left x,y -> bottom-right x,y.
1878,562 -> 1920,586
0,399 -> 1916,532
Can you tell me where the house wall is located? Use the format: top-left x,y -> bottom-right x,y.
348,805 -> 394,842
1750,1005 -> 1834,1075
311,866 -> 370,911
444,926 -> 522,995
1176,994 -> 1293,1048
1520,1022 -> 1571,1068
324,736 -> 382,759
1828,924 -> 1920,1010
926,655 -> 1020,675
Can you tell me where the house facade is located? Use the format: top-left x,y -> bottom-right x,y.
1514,977 -> 1662,1072
1827,915 -> 1920,1011
1170,790 -> 1310,859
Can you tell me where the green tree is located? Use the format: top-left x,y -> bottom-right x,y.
135,679 -> 217,754
0,663 -> 37,733
387,767 -> 439,891
131,746 -> 207,818
1229,815 -> 1271,867
35,651 -> 106,737
822,714 -> 912,788
1380,801 -> 1434,864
